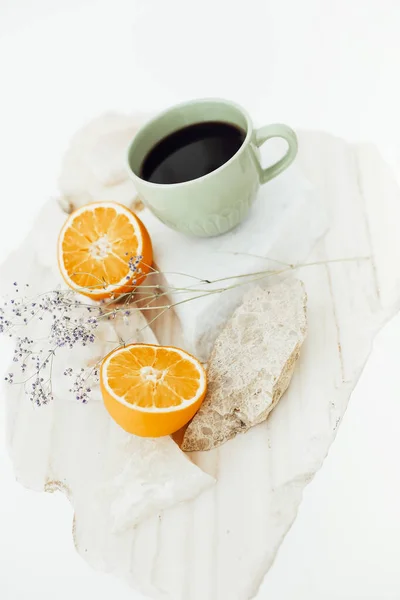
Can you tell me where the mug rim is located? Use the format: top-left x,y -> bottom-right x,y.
126,98 -> 253,189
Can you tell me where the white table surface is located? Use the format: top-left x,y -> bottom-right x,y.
1,1 -> 400,598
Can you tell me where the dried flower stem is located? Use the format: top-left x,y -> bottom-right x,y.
1,254 -> 369,404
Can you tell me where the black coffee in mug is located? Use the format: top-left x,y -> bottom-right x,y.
140,121 -> 246,185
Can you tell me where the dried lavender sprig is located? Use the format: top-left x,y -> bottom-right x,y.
1,285 -> 102,404
1,255 -> 369,405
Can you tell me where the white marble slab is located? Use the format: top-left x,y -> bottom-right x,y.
2,130 -> 400,600
140,163 -> 327,361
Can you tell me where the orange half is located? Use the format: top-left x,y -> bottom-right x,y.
58,202 -> 152,300
100,344 -> 207,437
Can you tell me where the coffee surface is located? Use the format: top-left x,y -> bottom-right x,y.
140,121 -> 246,184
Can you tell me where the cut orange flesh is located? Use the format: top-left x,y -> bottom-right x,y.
58,202 -> 152,300
100,344 -> 207,437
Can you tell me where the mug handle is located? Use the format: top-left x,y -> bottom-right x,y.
254,124 -> 298,184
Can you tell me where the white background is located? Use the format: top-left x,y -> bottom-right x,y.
1,1 -> 400,598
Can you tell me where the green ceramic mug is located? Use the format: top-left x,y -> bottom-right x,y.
127,98 -> 298,237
